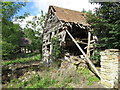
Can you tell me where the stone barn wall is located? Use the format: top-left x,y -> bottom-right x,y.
100,49 -> 120,88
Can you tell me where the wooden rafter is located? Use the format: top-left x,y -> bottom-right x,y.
66,29 -> 101,79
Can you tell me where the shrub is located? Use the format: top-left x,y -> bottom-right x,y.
2,41 -> 16,60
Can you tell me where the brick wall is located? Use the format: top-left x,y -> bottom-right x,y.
100,49 -> 119,88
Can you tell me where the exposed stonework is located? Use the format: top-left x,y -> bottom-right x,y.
100,49 -> 120,88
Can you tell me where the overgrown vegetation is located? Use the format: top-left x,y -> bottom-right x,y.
1,2 -> 27,59
77,67 -> 99,86
4,64 -> 100,88
1,2 -> 45,60
23,11 -> 45,54
3,54 -> 41,65
51,35 -> 62,60
7,73 -> 58,88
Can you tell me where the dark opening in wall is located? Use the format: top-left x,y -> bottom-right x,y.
64,24 -> 88,56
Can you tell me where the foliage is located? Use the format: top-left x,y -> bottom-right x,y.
81,8 -> 92,14
23,11 -> 45,53
3,54 -> 41,65
2,18 -> 24,60
90,51 -> 100,61
2,41 -> 15,59
2,2 -> 26,59
87,2 -> 120,50
51,35 -> 62,60
1,2 -> 26,21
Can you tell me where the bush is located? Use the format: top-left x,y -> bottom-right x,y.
2,41 -> 16,60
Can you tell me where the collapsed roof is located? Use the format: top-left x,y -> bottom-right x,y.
49,5 -> 89,26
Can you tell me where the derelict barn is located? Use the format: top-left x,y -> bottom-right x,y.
43,5 -> 96,62
42,5 -> 100,77
42,6 -> 100,77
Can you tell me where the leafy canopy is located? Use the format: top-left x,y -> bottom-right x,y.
87,2 -> 120,50
23,11 -> 45,53
1,2 -> 26,21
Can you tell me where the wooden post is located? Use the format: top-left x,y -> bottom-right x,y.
87,31 -> 91,58
62,30 -> 66,42
66,29 -> 101,79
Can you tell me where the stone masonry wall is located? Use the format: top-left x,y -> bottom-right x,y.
100,49 -> 120,88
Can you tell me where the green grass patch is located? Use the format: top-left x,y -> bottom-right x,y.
3,54 -> 42,65
77,67 -> 99,86
77,67 -> 90,75
26,74 -> 58,88
87,76 -> 99,85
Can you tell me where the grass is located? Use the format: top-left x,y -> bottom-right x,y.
3,54 -> 42,65
26,74 -> 58,88
87,76 -> 99,85
77,67 -> 99,86
3,59 -> 99,88
6,73 -> 58,88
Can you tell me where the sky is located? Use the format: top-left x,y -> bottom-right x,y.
14,0 -> 100,28
16,0 -> 99,16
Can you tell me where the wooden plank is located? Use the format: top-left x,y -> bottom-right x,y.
76,39 -> 88,45
66,29 -> 101,79
90,40 -> 95,43
50,44 -> 52,55
87,31 -> 91,58
61,30 -> 66,42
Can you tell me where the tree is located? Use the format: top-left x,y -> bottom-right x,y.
87,2 -> 120,50
1,2 -> 26,59
23,11 -> 45,53
1,2 -> 26,21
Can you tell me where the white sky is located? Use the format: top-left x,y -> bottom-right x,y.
32,0 -> 99,13
14,0 -> 99,28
